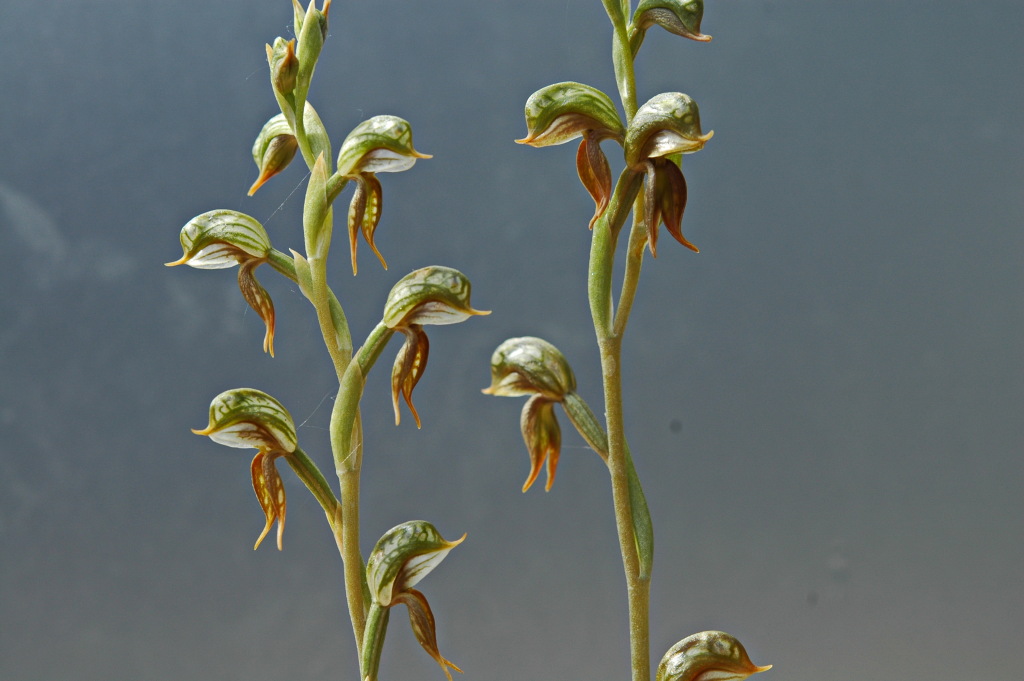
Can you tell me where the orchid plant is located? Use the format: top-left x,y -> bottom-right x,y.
168,2 -> 486,679
169,2 -> 768,681
483,1 -> 769,680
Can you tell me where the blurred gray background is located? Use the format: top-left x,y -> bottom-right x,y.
1,1 -> 1021,680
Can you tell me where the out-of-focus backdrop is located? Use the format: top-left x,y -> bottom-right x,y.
1,2 -> 1020,679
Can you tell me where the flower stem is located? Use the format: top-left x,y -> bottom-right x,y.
592,5 -> 653,679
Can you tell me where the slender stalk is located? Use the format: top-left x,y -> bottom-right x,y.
592,4 -> 653,679
328,320 -> 397,648
613,209 -> 648,337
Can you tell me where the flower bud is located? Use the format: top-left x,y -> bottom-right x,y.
166,210 -> 271,269
657,631 -> 771,681
482,336 -> 576,401
191,388 -> 297,454
631,0 -> 711,55
624,92 -> 713,169
383,266 -> 489,329
249,113 -> 299,195
516,81 -> 625,147
267,37 -> 299,99
295,0 -> 330,100
336,115 -> 431,177
366,520 -> 465,608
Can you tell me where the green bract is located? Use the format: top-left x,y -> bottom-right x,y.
482,336 -> 577,401
336,115 -> 431,177
517,81 -> 625,147
383,266 -> 489,329
624,92 -> 713,168
656,631 -> 771,681
192,388 -> 297,454
366,520 -> 465,607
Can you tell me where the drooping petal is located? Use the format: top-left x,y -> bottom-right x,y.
366,520 -> 465,607
383,266 -> 489,329
576,133 -> 613,230
347,172 -> 386,275
657,631 -> 771,681
251,450 -> 287,551
237,259 -> 277,356
520,395 -> 561,492
643,160 -> 662,257
656,158 -> 697,253
391,325 -> 429,428
392,589 -> 463,681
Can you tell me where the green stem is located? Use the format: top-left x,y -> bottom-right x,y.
589,175 -> 652,681
329,320 -> 397,648
284,445 -> 340,515
361,602 -> 391,681
613,207 -> 648,337
591,7 -> 652,675
603,0 -> 639,119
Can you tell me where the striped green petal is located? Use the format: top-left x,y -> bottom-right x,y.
657,631 -> 771,681
336,115 -> 431,177
383,266 -> 489,329
166,210 -> 271,269
366,520 -> 465,607
624,92 -> 712,168
517,81 -> 625,147
192,388 -> 297,454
